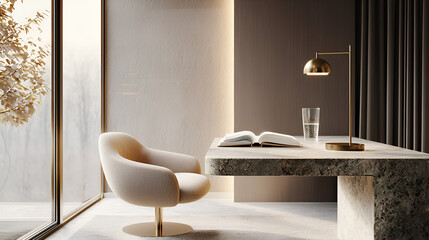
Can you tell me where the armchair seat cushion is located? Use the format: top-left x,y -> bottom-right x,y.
175,173 -> 210,204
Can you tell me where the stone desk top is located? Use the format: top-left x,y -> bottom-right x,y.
206,136 -> 429,161
205,136 -> 429,239
205,136 -> 429,176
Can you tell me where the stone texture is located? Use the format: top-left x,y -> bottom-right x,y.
338,176 -> 374,240
205,136 -> 429,240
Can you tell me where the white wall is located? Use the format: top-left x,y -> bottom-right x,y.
105,0 -> 234,191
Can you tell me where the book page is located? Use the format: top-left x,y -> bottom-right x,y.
224,131 -> 257,142
219,131 -> 257,146
258,131 -> 301,146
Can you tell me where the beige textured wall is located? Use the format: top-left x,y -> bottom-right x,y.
105,0 -> 234,192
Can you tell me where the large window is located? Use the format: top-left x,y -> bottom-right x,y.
0,1 -> 53,239
0,0 -> 103,239
63,0 -> 102,216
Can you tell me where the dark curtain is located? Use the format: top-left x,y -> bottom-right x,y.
356,0 -> 429,152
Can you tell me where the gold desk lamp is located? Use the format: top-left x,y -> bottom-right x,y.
303,45 -> 364,151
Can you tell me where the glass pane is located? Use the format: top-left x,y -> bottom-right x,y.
0,0 -> 53,239
62,0 -> 101,216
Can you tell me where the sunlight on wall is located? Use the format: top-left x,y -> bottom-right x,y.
106,0 -> 235,192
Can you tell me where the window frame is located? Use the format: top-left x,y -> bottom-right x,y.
17,0 -> 105,239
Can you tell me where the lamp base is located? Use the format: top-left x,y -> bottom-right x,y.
325,142 -> 365,151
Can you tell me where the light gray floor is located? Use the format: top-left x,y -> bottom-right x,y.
46,193 -> 339,240
0,202 -> 82,240
0,221 -> 45,240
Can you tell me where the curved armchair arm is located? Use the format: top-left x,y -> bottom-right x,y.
101,152 -> 180,207
144,148 -> 201,174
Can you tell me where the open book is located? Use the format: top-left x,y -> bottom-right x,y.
219,131 -> 302,147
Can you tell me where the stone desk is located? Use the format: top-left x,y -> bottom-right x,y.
205,136 -> 429,240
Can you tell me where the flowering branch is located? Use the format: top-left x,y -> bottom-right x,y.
0,0 -> 49,126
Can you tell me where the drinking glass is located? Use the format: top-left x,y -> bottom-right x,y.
302,108 -> 320,141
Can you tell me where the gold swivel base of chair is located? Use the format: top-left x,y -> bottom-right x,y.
123,222 -> 193,237
122,207 -> 193,237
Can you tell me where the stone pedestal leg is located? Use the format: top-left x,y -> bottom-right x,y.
339,161 -> 429,240
338,176 -> 374,240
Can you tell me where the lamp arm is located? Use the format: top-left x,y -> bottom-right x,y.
315,45 -> 353,146
348,45 -> 352,146
317,51 -> 350,55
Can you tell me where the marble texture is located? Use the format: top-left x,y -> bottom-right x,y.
205,136 -> 429,240
46,193 -> 339,240
0,221 -> 44,240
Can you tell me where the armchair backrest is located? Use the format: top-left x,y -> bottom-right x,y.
99,132 -> 144,163
98,132 -> 180,207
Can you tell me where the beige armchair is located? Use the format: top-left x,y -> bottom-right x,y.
99,132 -> 210,237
